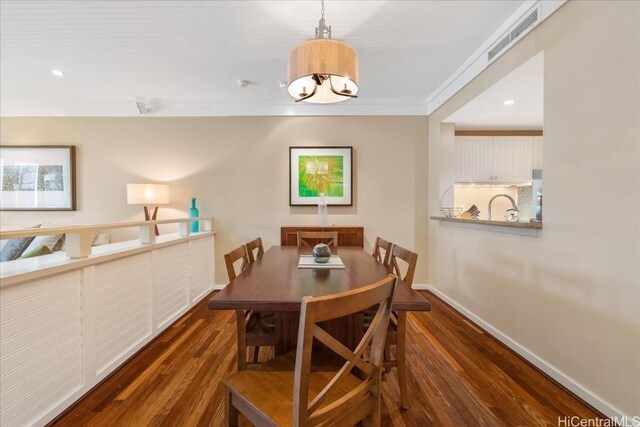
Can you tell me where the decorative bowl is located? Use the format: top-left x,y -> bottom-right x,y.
312,243 -> 331,263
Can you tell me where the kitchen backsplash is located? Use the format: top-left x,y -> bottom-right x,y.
517,185 -> 534,221
453,184 -> 534,221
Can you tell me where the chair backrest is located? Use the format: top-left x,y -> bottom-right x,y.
292,275 -> 396,426
297,231 -> 338,248
389,244 -> 418,286
372,237 -> 393,266
246,237 -> 264,263
224,245 -> 249,282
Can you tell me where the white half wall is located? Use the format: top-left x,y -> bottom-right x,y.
0,233 -> 214,426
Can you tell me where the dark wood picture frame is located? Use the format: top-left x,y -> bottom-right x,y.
289,146 -> 353,206
0,145 -> 77,211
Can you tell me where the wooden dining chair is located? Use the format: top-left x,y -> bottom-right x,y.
385,244 -> 418,409
245,236 -> 275,360
245,237 -> 264,263
389,245 -> 418,288
296,231 -> 338,248
372,237 -> 393,266
224,245 -> 250,281
223,274 -> 397,427
224,244 -> 275,370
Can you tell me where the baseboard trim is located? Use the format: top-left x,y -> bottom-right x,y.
421,285 -> 628,420
213,284 -> 227,290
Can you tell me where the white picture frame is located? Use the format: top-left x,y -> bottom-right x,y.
0,145 -> 77,211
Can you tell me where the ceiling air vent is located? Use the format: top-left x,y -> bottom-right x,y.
488,8 -> 539,62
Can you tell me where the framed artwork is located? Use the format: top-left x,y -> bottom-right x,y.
0,145 -> 77,211
290,146 -> 352,206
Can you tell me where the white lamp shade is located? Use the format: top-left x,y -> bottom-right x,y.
127,183 -> 170,205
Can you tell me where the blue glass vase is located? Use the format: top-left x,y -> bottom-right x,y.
189,197 -> 199,232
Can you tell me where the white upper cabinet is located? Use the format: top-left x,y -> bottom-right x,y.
455,135 -> 543,183
532,136 -> 544,170
492,136 -> 534,182
455,136 -> 494,182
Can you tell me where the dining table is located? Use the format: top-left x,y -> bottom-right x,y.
208,245 -> 431,355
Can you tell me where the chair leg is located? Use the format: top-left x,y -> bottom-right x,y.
397,312 -> 408,410
384,344 -> 391,373
366,395 -> 381,427
367,366 -> 383,427
225,389 -> 239,427
253,346 -> 260,363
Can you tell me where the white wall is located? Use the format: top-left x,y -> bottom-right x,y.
0,116 -> 428,284
428,0 -> 639,418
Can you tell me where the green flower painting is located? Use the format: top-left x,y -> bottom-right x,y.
290,147 -> 352,206
298,155 -> 344,197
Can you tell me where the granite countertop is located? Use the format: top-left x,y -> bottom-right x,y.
430,216 -> 543,229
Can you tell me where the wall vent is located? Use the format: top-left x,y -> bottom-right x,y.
488,8 -> 538,62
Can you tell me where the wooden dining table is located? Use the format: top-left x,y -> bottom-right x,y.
208,246 -> 430,355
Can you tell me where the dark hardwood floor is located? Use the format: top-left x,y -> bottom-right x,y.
53,291 -> 604,426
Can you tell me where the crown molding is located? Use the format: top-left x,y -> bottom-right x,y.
0,101 -> 429,117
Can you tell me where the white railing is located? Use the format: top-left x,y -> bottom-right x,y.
0,218 -> 215,426
0,217 -> 214,259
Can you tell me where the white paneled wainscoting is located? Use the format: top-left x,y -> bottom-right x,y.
0,221 -> 214,427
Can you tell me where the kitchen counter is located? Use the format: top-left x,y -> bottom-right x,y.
430,216 -> 543,229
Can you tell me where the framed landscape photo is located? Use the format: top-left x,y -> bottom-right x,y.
0,145 -> 77,211
290,146 -> 352,206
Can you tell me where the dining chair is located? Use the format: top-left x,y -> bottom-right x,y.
245,236 -> 275,361
224,244 -> 275,370
224,245 -> 250,281
245,237 -> 264,263
372,237 -> 393,266
385,244 -> 418,409
222,274 -> 397,427
296,231 -> 339,247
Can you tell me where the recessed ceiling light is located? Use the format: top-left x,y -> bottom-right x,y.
504,99 -> 515,105
51,69 -> 65,77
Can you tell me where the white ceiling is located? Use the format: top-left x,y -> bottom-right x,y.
444,51 -> 544,129
0,0 -> 526,116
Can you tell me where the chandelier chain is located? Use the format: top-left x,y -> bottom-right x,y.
321,0 -> 325,19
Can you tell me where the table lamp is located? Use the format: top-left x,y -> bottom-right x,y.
127,183 -> 170,236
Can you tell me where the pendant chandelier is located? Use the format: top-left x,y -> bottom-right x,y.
287,0 -> 359,104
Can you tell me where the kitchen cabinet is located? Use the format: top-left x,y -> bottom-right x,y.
532,136 -> 544,170
455,136 -> 494,182
455,135 -> 542,183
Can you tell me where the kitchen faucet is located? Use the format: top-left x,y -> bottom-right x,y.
488,194 -> 519,221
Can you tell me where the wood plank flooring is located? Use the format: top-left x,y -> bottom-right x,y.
52,291 -> 604,426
